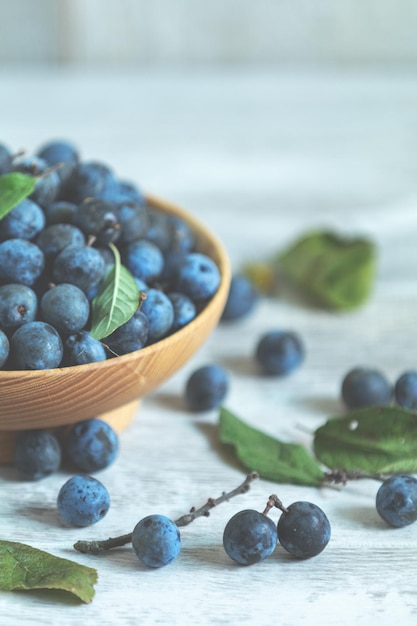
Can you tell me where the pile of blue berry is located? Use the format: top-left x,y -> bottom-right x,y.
0,139 -> 221,370
13,417 -> 119,527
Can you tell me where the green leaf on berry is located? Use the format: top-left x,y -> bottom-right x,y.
219,407 -> 324,486
314,406 -> 417,474
0,540 -> 97,603
0,172 -> 37,220
277,230 -> 376,310
90,242 -> 140,341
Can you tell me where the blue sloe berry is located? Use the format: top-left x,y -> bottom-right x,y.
65,331 -> 107,365
0,238 -> 45,286
122,239 -> 164,283
221,274 -> 259,321
13,429 -> 62,480
277,501 -> 331,558
223,509 -> 277,565
185,364 -> 229,411
140,288 -> 174,342
37,139 -> 79,183
103,310 -> 149,356
53,244 -> 106,294
174,252 -> 221,301
57,474 -> 110,527
376,475 -> 417,528
341,367 -> 392,410
0,198 -> 45,241
13,156 -> 61,207
10,321 -> 63,370
167,292 -> 196,331
131,514 -> 181,568
394,371 -> 417,410
0,284 -> 38,332
40,283 -> 90,335
255,330 -> 304,376
65,418 -> 119,473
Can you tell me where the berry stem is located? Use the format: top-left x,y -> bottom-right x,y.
73,471 -> 259,554
262,494 -> 288,515
323,468 -> 389,485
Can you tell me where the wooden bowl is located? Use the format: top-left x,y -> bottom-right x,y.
0,193 -> 231,463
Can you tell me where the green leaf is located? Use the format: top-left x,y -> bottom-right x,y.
0,540 -> 97,603
277,230 -> 376,310
314,406 -> 417,474
90,242 -> 140,341
0,172 -> 37,220
219,407 -> 324,486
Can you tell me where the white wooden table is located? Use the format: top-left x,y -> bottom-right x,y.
1,66 -> 417,625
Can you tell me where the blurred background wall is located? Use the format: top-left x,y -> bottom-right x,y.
1,0 -> 417,65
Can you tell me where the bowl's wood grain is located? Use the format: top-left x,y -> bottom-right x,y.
0,194 -> 230,462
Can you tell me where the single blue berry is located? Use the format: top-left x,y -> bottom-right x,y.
394,371 -> 417,411
75,198 -> 121,245
53,244 -> 106,294
255,330 -> 304,376
103,310 -> 149,356
277,501 -> 331,558
13,156 -> 61,207
65,418 -> 119,472
122,239 -> 164,283
131,514 -> 181,568
10,321 -> 63,370
37,139 -> 79,183
376,475 -> 417,528
140,288 -> 174,342
221,274 -> 259,321
40,283 -> 90,335
174,252 -> 221,301
57,474 -> 110,527
65,161 -> 115,204
0,198 -> 45,241
0,284 -> 38,332
167,292 -> 196,331
223,509 -> 277,566
0,238 -> 45,286
118,202 -> 149,244
65,331 -> 107,365
185,364 -> 229,411
13,430 -> 62,480
341,367 -> 392,410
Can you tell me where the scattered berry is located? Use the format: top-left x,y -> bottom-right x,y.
277,501 -> 331,558
223,509 -> 277,565
341,367 -> 392,410
255,330 -> 304,376
131,514 -> 181,568
376,474 -> 417,528
65,418 -> 119,473
221,274 -> 258,321
185,364 -> 229,411
13,430 -> 62,480
394,371 -> 417,410
57,474 -> 110,527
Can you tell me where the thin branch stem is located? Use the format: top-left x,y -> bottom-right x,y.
322,469 -> 389,485
73,471 -> 259,555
